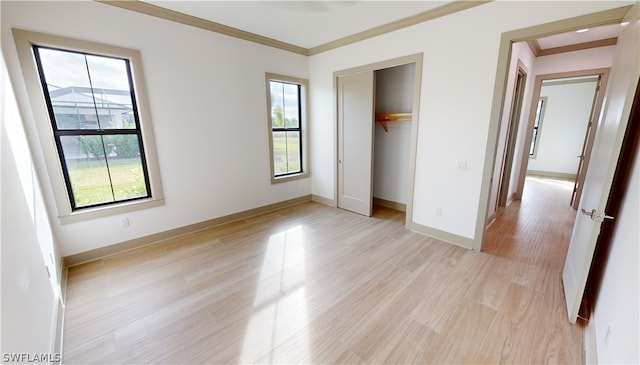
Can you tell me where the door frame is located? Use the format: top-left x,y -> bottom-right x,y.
513,69 -> 609,205
475,5 -> 631,251
497,61 -> 528,208
571,74 -> 605,210
334,53 -> 423,226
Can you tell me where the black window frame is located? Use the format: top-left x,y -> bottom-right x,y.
269,79 -> 304,178
32,45 -> 152,210
529,97 -> 547,157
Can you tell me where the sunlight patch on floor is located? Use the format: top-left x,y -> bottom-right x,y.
239,225 -> 310,363
526,175 -> 574,190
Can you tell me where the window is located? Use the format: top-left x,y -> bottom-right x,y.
33,46 -> 150,209
529,97 -> 547,157
265,73 -> 309,183
13,29 -> 163,223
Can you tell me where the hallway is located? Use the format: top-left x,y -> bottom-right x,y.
486,175 -> 578,271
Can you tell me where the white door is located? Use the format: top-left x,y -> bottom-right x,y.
337,71 -> 375,216
562,4 -> 640,323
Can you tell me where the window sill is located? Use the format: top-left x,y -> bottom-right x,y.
59,197 -> 164,225
271,172 -> 310,185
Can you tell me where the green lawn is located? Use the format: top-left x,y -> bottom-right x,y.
272,133 -> 301,174
66,158 -> 147,207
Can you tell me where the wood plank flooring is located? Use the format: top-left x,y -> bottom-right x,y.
63,176 -> 583,364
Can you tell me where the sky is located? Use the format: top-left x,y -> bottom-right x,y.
37,47 -> 131,92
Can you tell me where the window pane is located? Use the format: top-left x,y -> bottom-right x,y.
61,135 -> 114,207
37,48 -> 97,130
283,83 -> 299,128
530,130 -> 538,155
270,81 -> 284,128
273,131 -> 301,175
37,47 -> 137,130
61,134 -> 148,207
106,135 -> 148,200
273,131 -> 287,174
86,55 -> 136,129
534,99 -> 543,128
285,131 -> 301,172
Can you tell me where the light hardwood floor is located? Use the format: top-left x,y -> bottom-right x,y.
63,176 -> 583,364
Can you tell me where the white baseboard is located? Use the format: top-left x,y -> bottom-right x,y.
373,197 -> 406,212
584,314 -> 598,364
527,170 -> 577,180
408,221 -> 474,250
53,267 -> 67,363
311,194 -> 335,207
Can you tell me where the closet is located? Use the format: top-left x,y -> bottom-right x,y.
336,56 -> 419,218
373,63 -> 415,212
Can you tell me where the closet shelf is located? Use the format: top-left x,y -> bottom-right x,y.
375,112 -> 412,132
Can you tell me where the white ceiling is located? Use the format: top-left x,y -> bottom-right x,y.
142,1 -> 623,51
144,1 -> 449,49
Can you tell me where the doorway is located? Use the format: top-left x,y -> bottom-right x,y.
515,71 -> 608,212
480,4 -> 638,326
335,54 -> 423,226
477,10 -> 629,251
373,63 -> 416,213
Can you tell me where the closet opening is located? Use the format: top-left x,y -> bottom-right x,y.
335,53 -> 423,226
373,63 -> 416,213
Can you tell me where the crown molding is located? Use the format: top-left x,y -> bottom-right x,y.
97,0 -> 309,56
98,0 -> 492,57
527,39 -> 542,57
308,0 -> 492,55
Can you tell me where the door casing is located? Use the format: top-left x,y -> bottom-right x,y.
334,53 -> 423,225
514,69 -> 609,205
477,5 -> 632,251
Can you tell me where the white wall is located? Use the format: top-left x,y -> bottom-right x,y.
1,47 -> 59,358
373,64 -> 414,205
593,141 -> 639,364
527,79 -> 599,175
309,1 -> 629,241
1,1 -> 309,256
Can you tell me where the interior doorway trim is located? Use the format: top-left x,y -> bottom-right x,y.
497,59 -> 528,209
513,68 -> 610,206
333,53 -> 423,227
475,5 -> 632,251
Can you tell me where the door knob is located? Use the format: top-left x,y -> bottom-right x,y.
581,208 -> 615,221
581,208 -> 595,218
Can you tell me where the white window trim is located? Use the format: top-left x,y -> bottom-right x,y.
12,29 -> 164,224
265,72 -> 310,184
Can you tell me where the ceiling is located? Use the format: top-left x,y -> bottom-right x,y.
140,1 -> 622,53
143,1 -> 449,49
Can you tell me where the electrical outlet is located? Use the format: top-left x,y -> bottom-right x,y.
435,207 -> 442,216
456,161 -> 468,171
